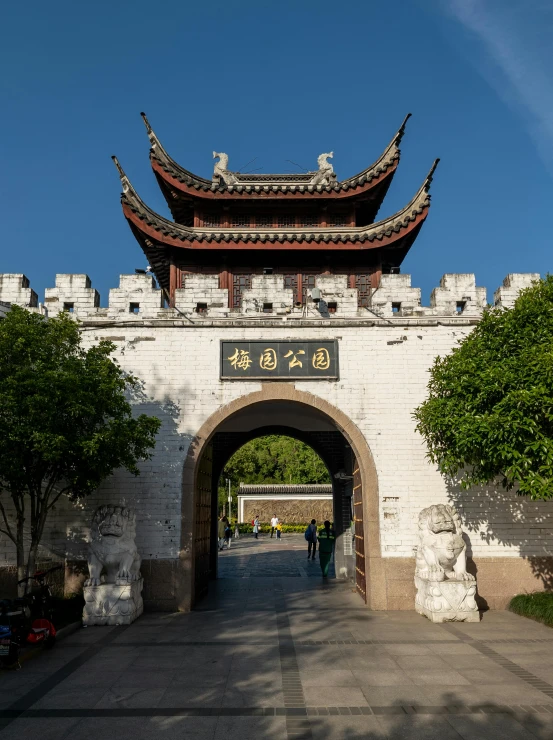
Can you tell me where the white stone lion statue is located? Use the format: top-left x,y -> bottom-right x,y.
85,505 -> 142,587
415,504 -> 474,582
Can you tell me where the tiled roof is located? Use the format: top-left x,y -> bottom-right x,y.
114,157 -> 438,247
238,484 -> 333,495
142,113 -> 410,197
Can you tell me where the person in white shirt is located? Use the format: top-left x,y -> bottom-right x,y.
270,515 -> 279,538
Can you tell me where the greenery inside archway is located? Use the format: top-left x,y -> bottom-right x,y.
218,434 -> 330,513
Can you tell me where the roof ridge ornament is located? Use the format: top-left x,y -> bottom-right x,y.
213,152 -> 238,185
212,150 -> 336,186
395,113 -> 412,146
312,152 -> 336,185
424,158 -> 440,190
140,112 -> 160,151
111,155 -> 133,194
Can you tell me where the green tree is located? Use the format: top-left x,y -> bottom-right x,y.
0,306 -> 161,586
413,275 -> 553,500
218,435 -> 330,513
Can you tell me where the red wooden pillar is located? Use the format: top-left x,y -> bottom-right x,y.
169,264 -> 178,307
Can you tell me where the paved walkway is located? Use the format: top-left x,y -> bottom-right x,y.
2,534 -> 553,738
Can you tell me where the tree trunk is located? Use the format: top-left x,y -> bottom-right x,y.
16,516 -> 26,597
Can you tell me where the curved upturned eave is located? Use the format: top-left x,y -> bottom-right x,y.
120,160 -> 436,252
144,113 -> 411,202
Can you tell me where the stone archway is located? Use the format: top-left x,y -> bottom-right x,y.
178,384 -> 382,611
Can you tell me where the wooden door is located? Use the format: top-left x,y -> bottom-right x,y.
353,464 -> 366,602
194,443 -> 213,602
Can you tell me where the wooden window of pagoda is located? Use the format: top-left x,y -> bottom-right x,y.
355,274 -> 372,308
302,274 -> 317,304
232,274 -> 252,308
256,214 -> 273,228
303,214 -> 318,228
329,213 -> 347,227
283,274 -> 299,304
277,214 -> 295,228
203,213 -> 221,228
230,214 -> 250,228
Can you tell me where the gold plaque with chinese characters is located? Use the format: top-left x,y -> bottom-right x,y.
220,340 -> 338,380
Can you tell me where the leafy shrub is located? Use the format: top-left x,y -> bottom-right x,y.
509,592 -> 553,627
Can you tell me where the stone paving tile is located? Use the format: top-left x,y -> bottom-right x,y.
458,667 -> 529,685
303,686 -> 369,707
352,669 -> 415,687
0,717 -> 81,740
395,654 -> 451,670
517,713 -> 553,740
375,714 -> 485,739
426,642 -> 481,655
308,715 -> 385,738
446,712 -> 542,740
109,670 -> 181,689
221,688 -> 285,706
55,668 -> 124,690
403,668 -> 471,686
299,669 -> 357,687
383,643 -> 433,656
361,686 -> 431,706
30,687 -> 108,710
94,687 -> 166,709
71,716 -> 219,740
158,686 -> 226,708
213,716 -> 287,740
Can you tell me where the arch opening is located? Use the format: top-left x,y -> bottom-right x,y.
180,387 -> 379,610
216,432 -> 332,524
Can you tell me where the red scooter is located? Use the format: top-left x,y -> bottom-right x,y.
0,565 -> 62,668
17,565 -> 62,646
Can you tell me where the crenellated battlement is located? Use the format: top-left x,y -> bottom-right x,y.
0,272 -> 540,322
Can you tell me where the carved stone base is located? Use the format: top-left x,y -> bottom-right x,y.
415,576 -> 480,623
83,578 -> 144,626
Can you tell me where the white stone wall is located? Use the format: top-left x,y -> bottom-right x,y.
107,274 -> 164,318
494,273 -> 540,309
242,275 -> 294,316
175,275 -> 229,317
314,275 -> 359,316
0,274 -> 37,308
44,274 -> 99,317
1,271 -> 551,568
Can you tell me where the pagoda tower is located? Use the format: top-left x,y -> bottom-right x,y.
114,113 -> 438,309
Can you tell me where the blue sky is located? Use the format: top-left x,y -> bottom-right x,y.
1,0 -> 551,306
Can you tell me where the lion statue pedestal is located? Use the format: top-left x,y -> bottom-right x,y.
83,506 -> 144,626
414,504 -> 479,623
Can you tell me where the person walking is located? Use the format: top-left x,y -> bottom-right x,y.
224,518 -> 233,549
318,520 -> 336,578
218,516 -> 226,551
270,514 -> 279,538
276,521 -> 282,540
305,519 -> 317,560
253,515 -> 260,539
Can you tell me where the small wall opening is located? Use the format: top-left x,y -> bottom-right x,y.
63,302 -> 74,313
129,302 -> 140,314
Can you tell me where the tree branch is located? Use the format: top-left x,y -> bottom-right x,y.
0,499 -> 15,543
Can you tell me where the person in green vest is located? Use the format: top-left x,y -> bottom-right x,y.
318,520 -> 335,578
